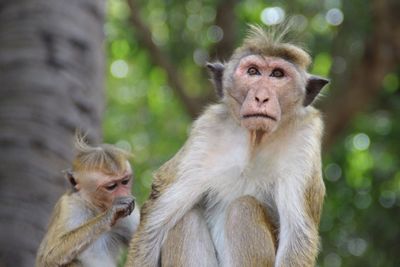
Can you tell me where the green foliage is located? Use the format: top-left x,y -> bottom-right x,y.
322,93 -> 400,266
105,0 -> 399,266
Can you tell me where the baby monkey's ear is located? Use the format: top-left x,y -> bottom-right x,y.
304,76 -> 329,106
63,169 -> 80,192
206,62 -> 225,98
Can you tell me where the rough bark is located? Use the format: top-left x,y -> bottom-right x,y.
0,0 -> 105,266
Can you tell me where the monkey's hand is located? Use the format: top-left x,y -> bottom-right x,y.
110,196 -> 135,226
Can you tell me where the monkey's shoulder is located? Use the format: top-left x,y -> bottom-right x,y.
151,146 -> 186,199
149,105 -> 231,199
41,195 -> 79,234
281,107 -> 324,146
193,103 -> 232,130
53,194 -> 96,230
301,106 -> 323,132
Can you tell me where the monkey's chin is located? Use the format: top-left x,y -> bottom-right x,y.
241,118 -> 278,134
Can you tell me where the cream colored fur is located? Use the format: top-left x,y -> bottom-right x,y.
129,102 -> 323,267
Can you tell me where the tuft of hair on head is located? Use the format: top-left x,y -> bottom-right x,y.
237,21 -> 312,69
72,133 -> 132,176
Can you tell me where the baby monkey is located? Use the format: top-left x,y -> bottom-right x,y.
36,137 -> 140,267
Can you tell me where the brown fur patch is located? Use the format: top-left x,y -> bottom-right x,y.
125,146 -> 184,266
305,169 -> 325,225
235,25 -> 311,69
72,136 -> 131,176
161,209 -> 218,267
225,196 -> 276,267
251,130 -> 266,147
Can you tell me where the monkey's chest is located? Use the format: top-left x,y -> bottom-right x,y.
202,139 -> 279,202
201,141 -> 280,262
204,180 -> 276,265
77,232 -> 123,267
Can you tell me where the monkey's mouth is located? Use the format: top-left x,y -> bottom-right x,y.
242,114 -> 277,121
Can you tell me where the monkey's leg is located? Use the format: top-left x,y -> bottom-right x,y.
224,196 -> 276,267
161,208 -> 218,267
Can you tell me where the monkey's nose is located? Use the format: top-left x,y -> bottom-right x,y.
255,96 -> 269,104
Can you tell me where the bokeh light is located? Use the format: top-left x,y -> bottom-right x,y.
110,59 -> 129,78
324,253 -> 342,267
325,163 -> 342,182
347,238 -> 367,256
326,8 -> 344,26
207,25 -> 224,43
311,14 -> 329,33
260,7 -> 285,25
379,190 -> 396,208
354,191 -> 372,209
373,111 -> 392,135
353,133 -> 370,151
193,49 -> 209,66
291,14 -> 308,32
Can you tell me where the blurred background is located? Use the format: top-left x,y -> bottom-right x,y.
0,0 -> 399,266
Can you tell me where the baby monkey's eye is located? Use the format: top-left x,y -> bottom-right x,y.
270,68 -> 285,78
105,183 -> 117,191
121,179 -> 130,185
247,67 -> 261,76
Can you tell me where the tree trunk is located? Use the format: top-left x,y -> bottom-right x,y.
0,0 -> 105,266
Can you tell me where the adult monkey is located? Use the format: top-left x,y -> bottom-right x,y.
36,137 -> 140,267
126,25 -> 329,267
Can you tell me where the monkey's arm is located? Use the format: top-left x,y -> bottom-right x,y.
40,196 -> 134,266
127,181 -> 207,266
42,209 -> 113,266
125,150 -> 208,266
275,169 -> 325,267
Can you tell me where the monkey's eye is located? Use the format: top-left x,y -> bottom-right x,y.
270,68 -> 285,78
247,67 -> 261,76
105,183 -> 117,191
121,179 -> 130,185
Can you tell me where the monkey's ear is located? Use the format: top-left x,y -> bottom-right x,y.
64,169 -> 80,192
304,76 -> 329,106
206,62 -> 225,98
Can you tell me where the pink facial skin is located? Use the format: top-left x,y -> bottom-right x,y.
91,170 -> 133,211
99,171 -> 133,198
229,54 -> 304,133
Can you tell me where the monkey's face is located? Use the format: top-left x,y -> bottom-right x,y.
97,173 -> 133,211
76,162 -> 134,211
227,54 -> 305,133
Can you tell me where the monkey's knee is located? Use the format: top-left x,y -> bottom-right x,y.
164,209 -> 204,251
226,195 -> 275,238
226,196 -> 264,222
166,208 -> 209,237
225,196 -> 276,267
162,209 -> 218,267
178,208 -> 205,229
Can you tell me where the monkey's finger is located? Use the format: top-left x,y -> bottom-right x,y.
126,201 -> 135,216
130,200 -> 135,211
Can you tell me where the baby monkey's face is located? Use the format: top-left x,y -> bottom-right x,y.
75,161 -> 134,211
